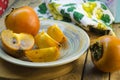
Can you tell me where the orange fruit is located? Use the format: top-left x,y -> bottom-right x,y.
35,31 -> 60,49
1,29 -> 35,57
47,24 -> 67,43
5,6 -> 40,36
90,35 -> 120,72
25,47 -> 60,62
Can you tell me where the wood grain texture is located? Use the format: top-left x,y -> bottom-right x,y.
110,71 -> 120,80
0,59 -> 73,80
112,23 -> 120,38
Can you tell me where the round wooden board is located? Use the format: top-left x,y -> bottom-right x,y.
0,59 -> 73,80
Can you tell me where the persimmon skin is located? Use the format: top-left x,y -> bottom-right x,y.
5,6 -> 40,36
91,35 -> 120,72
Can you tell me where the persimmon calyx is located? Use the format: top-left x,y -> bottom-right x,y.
90,42 -> 103,61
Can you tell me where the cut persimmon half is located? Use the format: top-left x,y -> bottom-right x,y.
1,29 -> 34,57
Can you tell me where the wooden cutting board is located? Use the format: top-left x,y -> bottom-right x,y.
0,59 -> 73,80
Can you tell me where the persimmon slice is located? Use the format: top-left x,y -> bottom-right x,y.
25,47 -> 60,62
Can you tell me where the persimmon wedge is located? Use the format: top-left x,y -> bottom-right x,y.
25,47 -> 60,62
1,29 -> 34,57
47,24 -> 67,43
35,31 -> 60,49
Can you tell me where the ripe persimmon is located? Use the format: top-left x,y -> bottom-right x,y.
90,35 -> 120,72
5,6 -> 40,36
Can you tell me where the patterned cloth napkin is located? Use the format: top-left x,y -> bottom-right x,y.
0,0 -> 8,16
34,0 -> 115,36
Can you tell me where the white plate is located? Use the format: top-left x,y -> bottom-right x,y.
0,20 -> 90,67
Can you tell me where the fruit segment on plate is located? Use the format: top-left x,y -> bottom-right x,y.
25,47 -> 60,62
35,31 -> 61,49
1,29 -> 35,57
47,24 -> 67,43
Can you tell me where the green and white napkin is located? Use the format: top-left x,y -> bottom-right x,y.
34,0 -> 115,36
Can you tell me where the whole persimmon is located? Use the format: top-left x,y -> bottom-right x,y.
5,6 -> 40,36
90,35 -> 120,72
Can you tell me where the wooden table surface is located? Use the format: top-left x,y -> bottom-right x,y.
0,0 -> 120,80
